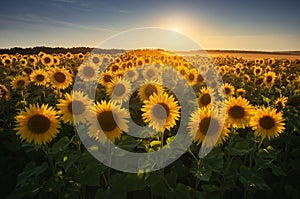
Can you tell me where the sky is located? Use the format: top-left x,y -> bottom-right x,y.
0,0 -> 299,51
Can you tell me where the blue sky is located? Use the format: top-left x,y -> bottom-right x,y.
0,0 -> 299,50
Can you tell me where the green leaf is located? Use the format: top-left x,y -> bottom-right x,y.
17,161 -> 48,186
202,149 -> 224,172
73,164 -> 101,186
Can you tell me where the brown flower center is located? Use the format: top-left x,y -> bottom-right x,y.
113,84 -> 126,97
259,116 -> 275,130
229,106 -> 245,119
151,103 -> 170,120
92,57 -> 100,64
44,57 -> 51,64
266,76 -> 273,83
97,111 -> 118,132
199,117 -> 220,136
28,114 -> 51,134
68,100 -> 85,115
103,74 -> 113,83
83,66 -> 95,78
199,93 -> 211,106
146,69 -> 155,78
36,74 -> 45,82
188,73 -> 195,81
54,72 -> 66,83
17,80 -> 25,87
144,84 -> 158,99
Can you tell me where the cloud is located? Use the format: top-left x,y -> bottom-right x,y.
119,10 -> 131,14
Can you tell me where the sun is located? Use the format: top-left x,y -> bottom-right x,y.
172,27 -> 179,32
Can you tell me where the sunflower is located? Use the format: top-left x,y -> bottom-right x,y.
226,96 -> 254,129
76,53 -> 85,60
14,104 -> 61,145
106,77 -> 132,103
236,88 -> 246,97
138,80 -> 164,101
176,65 -> 188,78
11,76 -> 30,90
188,107 -> 229,147
88,100 -> 130,144
253,66 -> 263,76
57,91 -> 93,125
41,54 -> 54,67
2,57 -> 12,66
250,107 -> 285,140
219,83 -> 235,97
110,63 -> 121,72
124,68 -> 139,82
0,84 -> 10,101
274,96 -> 288,112
142,65 -> 160,81
264,71 -> 276,87
19,58 -> 28,67
53,56 -> 61,66
141,92 -> 180,132
27,55 -> 37,67
77,63 -> 99,82
197,87 -> 215,108
99,70 -> 114,86
49,67 -> 73,90
65,52 -> 74,60
243,74 -> 251,82
186,69 -> 198,86
135,58 -> 145,69
29,69 -> 49,86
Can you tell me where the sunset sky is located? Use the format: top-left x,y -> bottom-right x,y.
1,0 -> 299,51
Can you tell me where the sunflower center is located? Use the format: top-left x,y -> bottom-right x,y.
197,74 -> 204,82
113,84 -> 126,97
255,69 -> 260,74
188,74 -> 195,81
180,69 -> 186,76
29,58 -> 34,63
5,59 -> 10,64
27,114 -> 51,134
103,74 -> 113,83
97,111 -> 118,132
144,84 -> 158,99
199,117 -> 220,136
24,68 -> 33,75
17,80 -> 25,87
151,103 -> 170,120
68,100 -> 85,115
146,70 -> 155,78
229,106 -> 245,119
236,68 -> 241,74
36,74 -> 45,82
127,70 -> 135,78
259,116 -> 275,130
83,66 -> 95,77
224,87 -> 231,95
256,78 -> 263,85
54,72 -> 66,83
44,57 -> 51,64
200,94 -> 211,106
266,76 -> 272,83
112,65 -> 119,72
92,57 -> 100,64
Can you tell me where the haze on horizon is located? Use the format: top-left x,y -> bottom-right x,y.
0,0 -> 299,51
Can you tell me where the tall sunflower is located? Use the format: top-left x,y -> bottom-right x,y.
226,97 -> 254,129
106,77 -> 132,103
41,54 -> 54,67
197,87 -> 215,108
11,76 -> 30,90
77,63 -> 99,82
138,80 -> 164,101
57,91 -> 93,125
49,67 -> 73,90
88,100 -> 130,144
250,107 -> 285,140
29,69 -> 49,86
188,107 -> 229,147
263,71 -> 276,88
14,104 -> 61,145
141,92 -> 180,132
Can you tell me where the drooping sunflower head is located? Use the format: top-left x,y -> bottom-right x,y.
141,92 -> 180,132
106,77 -> 132,103
188,107 -> 229,147
49,67 -> 73,90
88,100 -> 130,144
226,96 -> 254,129
29,69 -> 49,86
274,96 -> 288,113
243,74 -> 251,83
138,81 -> 164,102
11,75 -> 30,90
14,104 -> 61,145
236,88 -> 246,97
57,91 -> 93,125
250,106 -> 285,140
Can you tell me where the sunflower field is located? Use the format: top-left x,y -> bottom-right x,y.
0,49 -> 300,199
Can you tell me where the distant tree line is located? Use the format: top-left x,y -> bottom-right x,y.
0,46 -> 125,55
